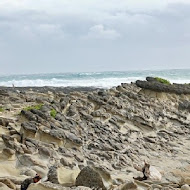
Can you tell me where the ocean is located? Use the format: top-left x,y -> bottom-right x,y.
0,69 -> 189,88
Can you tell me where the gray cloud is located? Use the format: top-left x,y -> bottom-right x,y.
0,0 -> 190,74
83,24 -> 120,40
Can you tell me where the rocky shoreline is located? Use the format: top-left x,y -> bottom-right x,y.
0,77 -> 190,190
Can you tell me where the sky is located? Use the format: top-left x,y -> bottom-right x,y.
0,0 -> 190,74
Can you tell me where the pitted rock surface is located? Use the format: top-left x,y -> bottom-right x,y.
0,83 -> 189,189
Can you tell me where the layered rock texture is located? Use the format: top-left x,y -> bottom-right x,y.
0,78 -> 190,189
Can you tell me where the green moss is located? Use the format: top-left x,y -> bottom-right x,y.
0,107 -> 4,112
50,109 -> 57,118
155,77 -> 171,85
23,104 -> 43,111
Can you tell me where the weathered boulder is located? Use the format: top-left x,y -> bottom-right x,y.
75,166 -> 106,190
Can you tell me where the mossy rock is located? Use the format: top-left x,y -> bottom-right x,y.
23,104 -> 44,111
50,109 -> 57,118
155,77 -> 171,85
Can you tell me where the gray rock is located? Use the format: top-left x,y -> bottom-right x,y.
60,157 -> 74,168
21,122 -> 37,133
179,100 -> 190,111
75,166 -> 106,190
38,146 -> 52,157
1,135 -> 15,149
47,166 -> 59,184
21,110 -> 37,121
65,133 -> 82,146
30,109 -> 48,120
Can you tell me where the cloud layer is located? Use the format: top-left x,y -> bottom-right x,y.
0,0 -> 190,74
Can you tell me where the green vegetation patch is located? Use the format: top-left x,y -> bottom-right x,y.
0,107 -> 4,112
23,104 -> 43,111
50,109 -> 57,118
155,77 -> 171,85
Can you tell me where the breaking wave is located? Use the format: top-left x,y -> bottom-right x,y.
0,69 -> 189,87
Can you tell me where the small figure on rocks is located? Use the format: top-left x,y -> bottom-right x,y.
21,174 -> 41,190
142,161 -> 150,180
134,161 -> 150,181
134,161 -> 162,181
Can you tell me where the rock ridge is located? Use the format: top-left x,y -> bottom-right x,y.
136,77 -> 190,94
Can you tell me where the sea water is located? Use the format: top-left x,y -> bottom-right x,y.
0,69 -> 189,88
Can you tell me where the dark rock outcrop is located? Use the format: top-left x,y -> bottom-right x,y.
136,77 -> 190,94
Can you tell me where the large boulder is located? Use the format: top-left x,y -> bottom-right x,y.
75,166 -> 106,190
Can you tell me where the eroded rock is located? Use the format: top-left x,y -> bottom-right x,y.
75,166 -> 106,190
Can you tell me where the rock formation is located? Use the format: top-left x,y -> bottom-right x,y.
0,79 -> 190,189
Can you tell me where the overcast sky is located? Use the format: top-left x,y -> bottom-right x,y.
0,0 -> 190,74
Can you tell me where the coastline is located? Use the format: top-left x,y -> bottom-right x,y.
0,78 -> 190,189
0,69 -> 190,88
